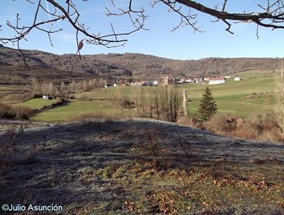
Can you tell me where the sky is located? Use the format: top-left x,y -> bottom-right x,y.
1,0 -> 284,60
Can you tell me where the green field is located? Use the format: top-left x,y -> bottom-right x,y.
16,98 -> 57,109
12,70 -> 277,122
31,100 -> 136,122
183,71 -> 275,117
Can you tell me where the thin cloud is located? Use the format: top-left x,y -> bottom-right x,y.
57,32 -> 75,43
44,0 -> 52,20
44,0 -> 63,29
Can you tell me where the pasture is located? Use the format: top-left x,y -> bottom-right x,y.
17,98 -> 57,109
31,100 -> 136,122
184,70 -> 275,117
24,70 -> 277,122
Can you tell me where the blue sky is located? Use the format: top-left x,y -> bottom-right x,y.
1,0 -> 283,60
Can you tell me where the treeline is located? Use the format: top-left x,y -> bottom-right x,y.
30,78 -> 107,96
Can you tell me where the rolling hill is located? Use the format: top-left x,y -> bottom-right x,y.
0,45 -> 283,84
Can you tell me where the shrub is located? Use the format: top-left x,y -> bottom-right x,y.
0,103 -> 16,119
177,115 -> 198,127
201,113 -> 284,142
230,129 -> 257,139
13,106 -> 35,120
0,125 -> 18,175
0,103 -> 35,120
232,114 -> 284,142
122,99 -> 136,109
203,114 -> 237,134
243,114 -> 279,135
32,94 -> 43,99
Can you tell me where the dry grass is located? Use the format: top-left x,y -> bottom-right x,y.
0,119 -> 283,214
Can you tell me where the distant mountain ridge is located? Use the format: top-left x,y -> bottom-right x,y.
0,45 -> 282,82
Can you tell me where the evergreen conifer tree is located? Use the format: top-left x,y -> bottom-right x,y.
198,87 -> 217,121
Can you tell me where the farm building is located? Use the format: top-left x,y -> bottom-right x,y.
204,77 -> 211,81
208,77 -> 225,85
184,77 -> 192,83
234,77 -> 241,81
42,95 -> 53,100
193,77 -> 202,83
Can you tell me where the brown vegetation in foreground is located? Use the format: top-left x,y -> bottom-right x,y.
0,119 -> 283,214
178,113 -> 284,142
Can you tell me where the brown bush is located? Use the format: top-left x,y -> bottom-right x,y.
241,114 -> 278,135
0,103 -> 16,119
235,117 -> 245,128
13,106 -> 35,120
232,114 -> 283,142
4,92 -> 32,102
177,115 -> 196,126
0,103 -> 35,120
0,125 -> 18,176
203,114 -> 238,135
230,129 -> 257,139
199,113 -> 283,142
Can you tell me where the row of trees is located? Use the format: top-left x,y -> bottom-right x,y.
30,78 -> 107,96
112,85 -> 183,122
113,85 -> 218,122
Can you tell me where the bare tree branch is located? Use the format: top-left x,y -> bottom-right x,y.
1,0 -> 284,60
176,0 -> 284,30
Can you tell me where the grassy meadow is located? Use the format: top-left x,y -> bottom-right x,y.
184,70 -> 275,117
31,100 -> 136,122
17,98 -> 57,109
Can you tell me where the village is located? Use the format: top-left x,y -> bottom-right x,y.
39,74 -> 242,101
107,75 -> 241,88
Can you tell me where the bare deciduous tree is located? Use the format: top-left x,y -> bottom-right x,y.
1,0 -> 284,52
274,66 -> 284,132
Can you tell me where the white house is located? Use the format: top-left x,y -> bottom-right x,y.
234,77 -> 241,82
193,77 -> 202,83
204,77 -> 211,82
42,95 -> 53,100
208,77 -> 225,85
184,77 -> 192,83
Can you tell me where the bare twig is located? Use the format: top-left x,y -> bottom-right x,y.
2,0 -> 284,67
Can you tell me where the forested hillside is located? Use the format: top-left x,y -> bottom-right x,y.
0,45 -> 282,83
